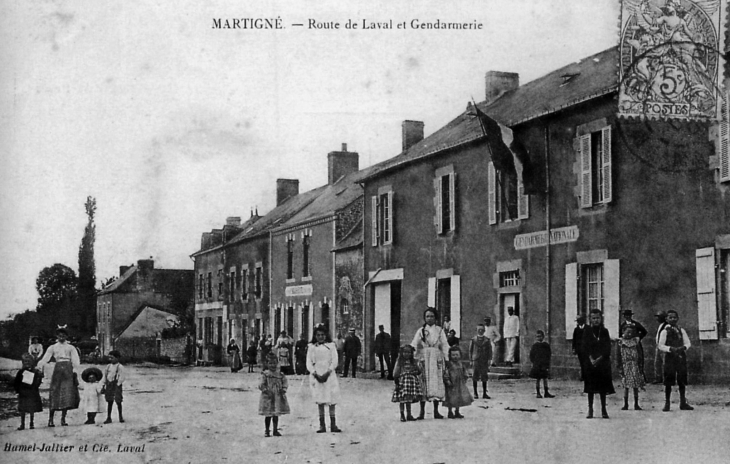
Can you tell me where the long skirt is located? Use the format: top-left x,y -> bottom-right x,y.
229,352 -> 243,372
49,361 -> 80,411
420,347 -> 445,401
391,372 -> 424,403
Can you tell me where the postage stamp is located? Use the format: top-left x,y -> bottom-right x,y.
618,0 -> 726,120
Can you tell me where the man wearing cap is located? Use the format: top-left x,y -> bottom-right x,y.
653,311 -> 668,384
620,309 -> 648,381
342,328 -> 361,378
373,325 -> 393,380
484,317 -> 501,367
572,314 -> 588,381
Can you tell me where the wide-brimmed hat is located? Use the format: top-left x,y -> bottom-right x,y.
622,309 -> 633,315
81,367 -> 103,383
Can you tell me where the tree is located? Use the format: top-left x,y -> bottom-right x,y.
35,263 -> 78,335
78,196 -> 97,335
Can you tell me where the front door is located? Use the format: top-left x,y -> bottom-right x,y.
501,293 -> 520,364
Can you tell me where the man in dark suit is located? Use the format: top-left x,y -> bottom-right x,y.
373,325 -> 393,380
342,328 -> 361,378
572,313 -> 588,381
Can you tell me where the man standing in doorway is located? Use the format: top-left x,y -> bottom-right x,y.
373,325 -> 393,380
343,328 -> 361,378
503,307 -> 520,367
484,317 -> 501,367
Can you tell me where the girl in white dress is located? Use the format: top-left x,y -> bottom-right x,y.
306,324 -> 342,433
411,308 -> 449,420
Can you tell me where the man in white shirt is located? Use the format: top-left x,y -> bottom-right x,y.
503,307 -> 520,366
483,317 -> 501,367
657,310 -> 693,411
653,310 -> 668,384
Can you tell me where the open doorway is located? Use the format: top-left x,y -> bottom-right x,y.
501,293 -> 520,364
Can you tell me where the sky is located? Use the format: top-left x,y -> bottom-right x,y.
0,0 -> 619,319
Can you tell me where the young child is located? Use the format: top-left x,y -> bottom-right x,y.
391,344 -> 423,422
14,354 -> 43,430
529,330 -> 555,398
103,350 -> 125,424
443,346 -> 473,418
246,341 -> 258,373
81,367 -> 105,424
617,325 -> 645,410
258,352 -> 290,437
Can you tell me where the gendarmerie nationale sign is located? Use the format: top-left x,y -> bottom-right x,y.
514,225 -> 580,250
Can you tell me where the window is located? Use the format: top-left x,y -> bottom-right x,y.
255,266 -> 262,299
579,126 -> 612,207
302,233 -> 310,277
565,258 -> 620,340
427,273 -> 461,336
696,247 -> 722,339
371,190 -> 393,246
488,162 -> 528,224
198,274 -> 204,299
719,92 -> 730,182
286,237 -> 294,279
229,270 -> 236,297
500,270 -> 520,288
584,264 -> 604,313
206,272 -> 212,298
434,171 -> 456,234
340,297 -> 349,315
241,269 -> 249,300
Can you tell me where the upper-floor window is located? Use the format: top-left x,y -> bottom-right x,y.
434,169 -> 456,234
242,269 -> 249,300
371,190 -> 393,246
206,272 -> 212,298
287,237 -> 294,279
198,274 -> 204,299
302,233 -> 311,277
488,162 -> 528,224
719,92 -> 730,182
217,269 -> 224,297
579,126 -> 612,207
255,266 -> 262,299
229,270 -> 236,297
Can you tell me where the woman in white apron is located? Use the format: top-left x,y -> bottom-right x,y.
411,308 -> 449,419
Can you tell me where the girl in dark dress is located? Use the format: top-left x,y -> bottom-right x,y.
14,354 -> 44,430
581,309 -> 615,419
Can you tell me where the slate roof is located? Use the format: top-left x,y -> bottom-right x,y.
361,47 -> 619,181
98,265 -> 137,294
114,303 -> 177,339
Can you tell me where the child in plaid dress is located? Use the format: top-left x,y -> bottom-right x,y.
391,345 -> 423,422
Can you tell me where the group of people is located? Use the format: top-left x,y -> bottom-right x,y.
14,327 -> 126,430
227,331 -> 312,375
572,308 -> 693,418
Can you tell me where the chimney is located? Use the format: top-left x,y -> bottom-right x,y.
276,179 -> 299,206
136,259 -> 154,293
402,120 -> 424,152
485,71 -> 519,105
327,143 -> 359,184
119,265 -> 131,276
226,217 -> 241,227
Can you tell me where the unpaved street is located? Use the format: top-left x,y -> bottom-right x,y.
1,360 -> 729,464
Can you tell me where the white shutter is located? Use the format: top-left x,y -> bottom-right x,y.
434,177 -> 443,234
517,176 -> 529,219
601,127 -> 612,203
427,277 -> 436,308
603,259 -> 620,340
488,162 -> 497,224
696,247 -> 718,340
385,191 -> 394,245
450,275 -> 461,337
371,196 -> 378,247
565,263 -> 578,340
449,173 -> 456,232
580,134 -> 592,208
720,93 -> 730,182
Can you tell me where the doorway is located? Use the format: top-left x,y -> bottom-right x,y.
501,293 -> 520,364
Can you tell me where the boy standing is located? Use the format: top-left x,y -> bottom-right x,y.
657,310 -> 693,411
103,350 -> 126,423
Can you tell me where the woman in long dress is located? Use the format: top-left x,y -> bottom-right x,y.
306,324 -> 342,433
411,307 -> 449,420
37,327 -> 80,427
226,338 -> 242,373
581,309 -> 615,419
